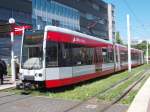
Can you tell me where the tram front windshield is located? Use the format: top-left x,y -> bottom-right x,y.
21,32 -> 43,69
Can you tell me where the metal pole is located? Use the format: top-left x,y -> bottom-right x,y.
9,18 -> 16,83
11,31 -> 16,82
127,14 -> 131,72
113,33 -> 117,71
20,27 -> 25,69
147,40 -> 149,64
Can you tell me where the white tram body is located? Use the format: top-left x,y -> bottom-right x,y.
20,26 -> 144,88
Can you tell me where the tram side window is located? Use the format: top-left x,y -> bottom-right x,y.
131,53 -> 135,61
115,52 -> 118,62
72,44 -> 94,66
46,41 -> 58,67
124,52 -> 128,62
102,48 -> 114,63
102,48 -> 109,63
87,48 -> 94,65
94,47 -> 102,64
72,44 -> 84,65
59,43 -> 72,66
108,49 -> 114,63
120,51 -> 128,62
133,53 -> 139,62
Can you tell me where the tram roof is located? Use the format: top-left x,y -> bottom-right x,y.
116,43 -> 143,52
26,26 -> 143,53
45,26 -> 113,45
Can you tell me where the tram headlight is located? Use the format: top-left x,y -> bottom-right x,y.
35,73 -> 38,77
35,73 -> 42,77
38,73 -> 42,77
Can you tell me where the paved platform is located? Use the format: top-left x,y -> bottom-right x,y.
0,77 -> 16,91
0,83 -> 16,91
127,74 -> 150,112
0,92 -> 128,112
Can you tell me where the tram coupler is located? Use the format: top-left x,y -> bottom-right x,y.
16,80 -> 45,90
16,81 -> 32,90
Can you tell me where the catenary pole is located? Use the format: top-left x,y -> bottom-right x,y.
127,14 -> 131,72
9,18 -> 16,83
147,40 -> 149,64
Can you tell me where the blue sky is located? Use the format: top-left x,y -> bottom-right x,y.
104,0 -> 150,42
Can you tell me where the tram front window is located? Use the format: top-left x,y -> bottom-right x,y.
21,32 -> 43,69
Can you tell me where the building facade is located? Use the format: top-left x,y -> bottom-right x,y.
108,4 -> 115,42
33,0 -> 115,40
0,0 -> 32,62
0,0 -> 32,25
32,0 -> 80,31
0,0 -> 115,63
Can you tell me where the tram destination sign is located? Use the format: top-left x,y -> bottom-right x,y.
0,24 -> 13,34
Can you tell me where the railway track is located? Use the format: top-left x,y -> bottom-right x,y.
0,93 -> 16,99
0,90 -> 31,106
98,69 -> 146,98
0,94 -> 31,106
100,70 -> 150,112
63,69 -> 150,112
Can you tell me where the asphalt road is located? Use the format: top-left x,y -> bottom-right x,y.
0,92 -> 128,112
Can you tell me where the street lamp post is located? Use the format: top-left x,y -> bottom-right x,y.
9,18 -> 16,83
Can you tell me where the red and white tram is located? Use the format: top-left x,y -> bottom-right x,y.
20,26 -> 144,88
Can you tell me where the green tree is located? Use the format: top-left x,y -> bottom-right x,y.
115,32 -> 123,44
132,40 -> 150,56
